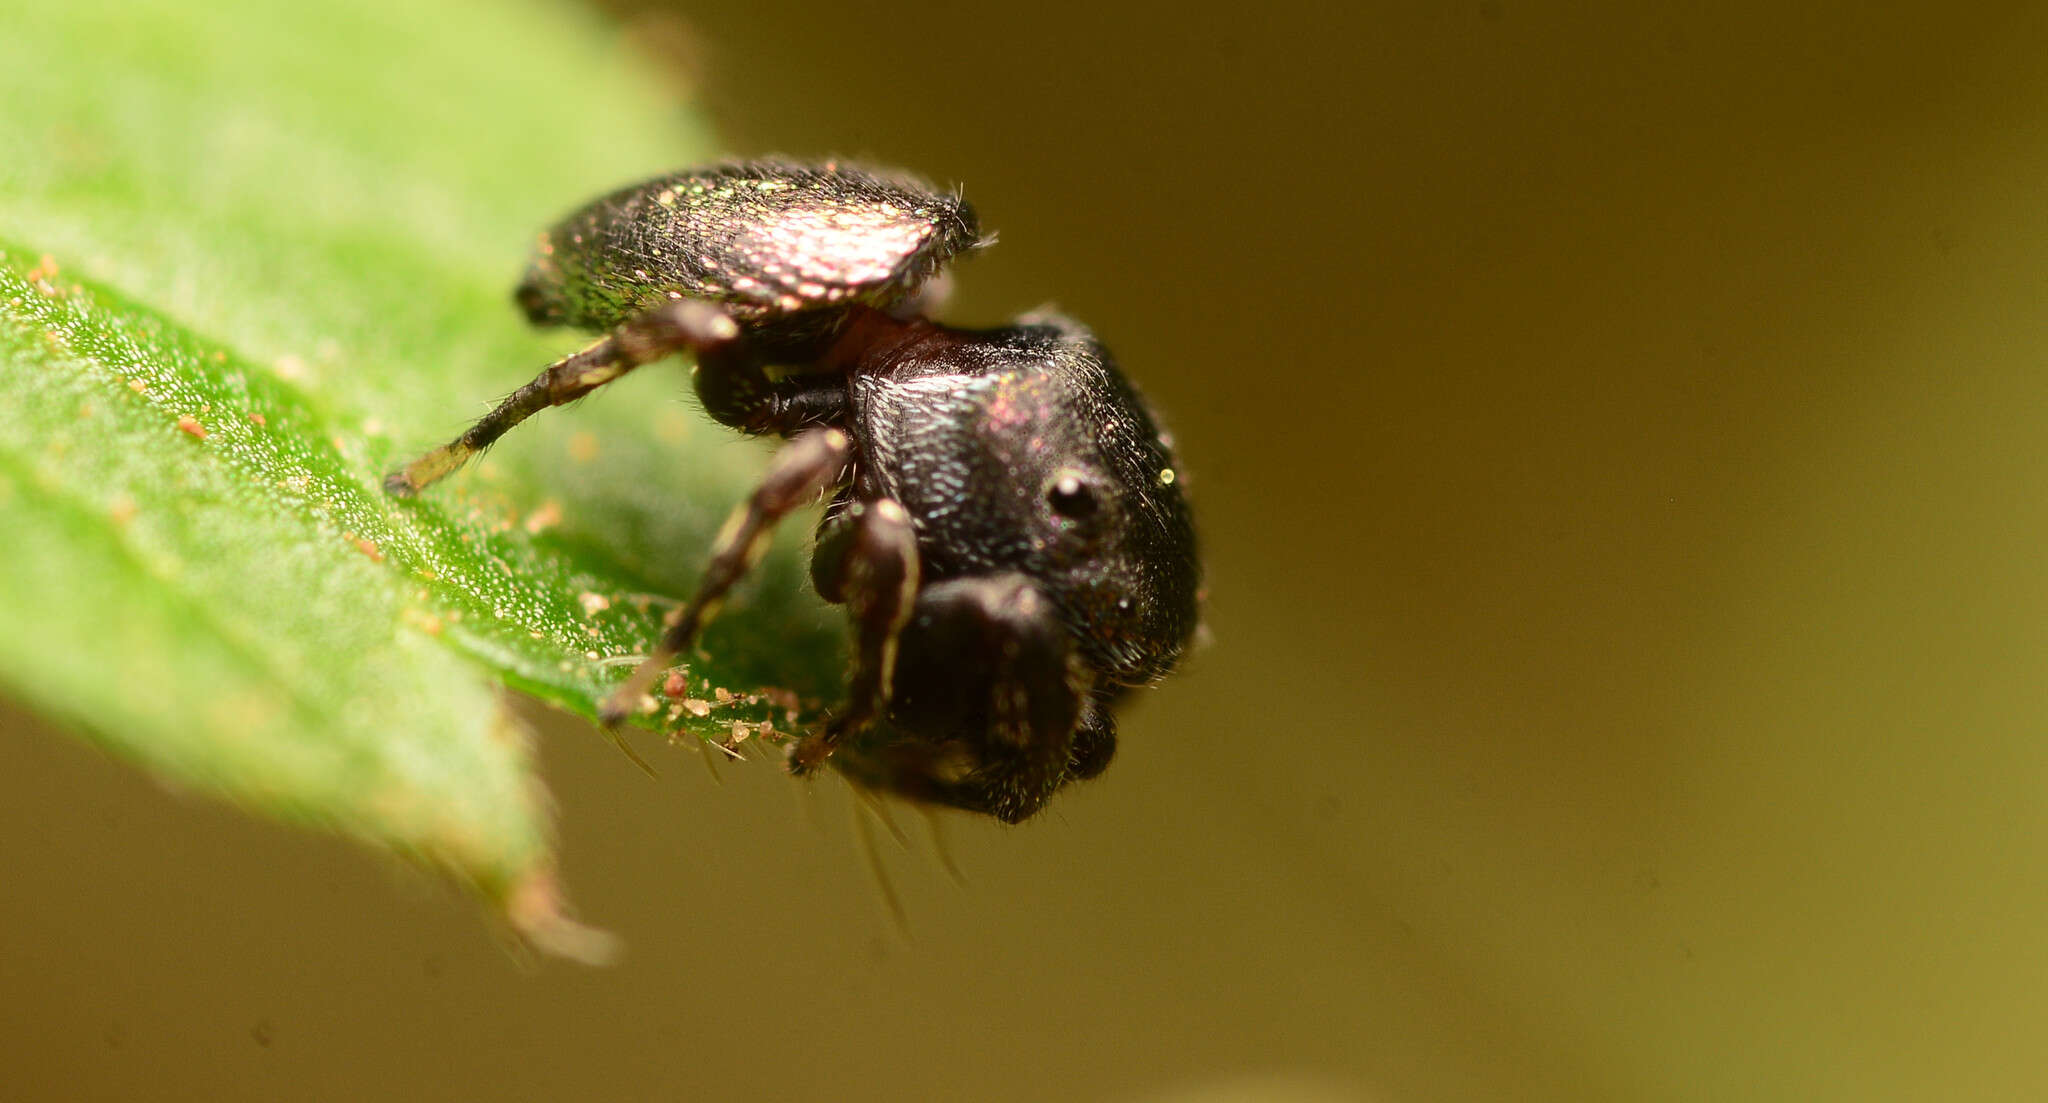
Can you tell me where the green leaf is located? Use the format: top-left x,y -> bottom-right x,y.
0,0 -> 842,955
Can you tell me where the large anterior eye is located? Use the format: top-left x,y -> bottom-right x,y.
1047,473 -> 1099,520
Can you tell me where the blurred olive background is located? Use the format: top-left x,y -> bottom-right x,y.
9,2 -> 2048,1100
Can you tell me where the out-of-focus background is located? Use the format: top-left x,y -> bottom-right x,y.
10,2 -> 2048,1099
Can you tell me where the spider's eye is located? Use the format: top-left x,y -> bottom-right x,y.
1047,474 -> 1099,520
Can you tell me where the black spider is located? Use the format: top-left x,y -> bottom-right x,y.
388,160 -> 1200,823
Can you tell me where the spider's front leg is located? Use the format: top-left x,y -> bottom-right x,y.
596,426 -> 853,728
788,498 -> 922,775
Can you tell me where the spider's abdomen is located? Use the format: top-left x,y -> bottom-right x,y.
515,160 -> 980,332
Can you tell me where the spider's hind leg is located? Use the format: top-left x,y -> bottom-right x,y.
383,300 -> 744,496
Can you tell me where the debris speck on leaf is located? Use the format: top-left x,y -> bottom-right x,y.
342,531 -> 384,562
523,499 -> 563,534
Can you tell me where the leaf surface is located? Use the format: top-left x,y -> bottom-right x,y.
0,0 -> 840,953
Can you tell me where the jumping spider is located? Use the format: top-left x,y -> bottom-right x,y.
387,160 -> 1200,823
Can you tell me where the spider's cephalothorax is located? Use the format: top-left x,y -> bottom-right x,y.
387,160 -> 1200,822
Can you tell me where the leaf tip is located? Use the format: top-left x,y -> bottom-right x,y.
505,867 -> 622,967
